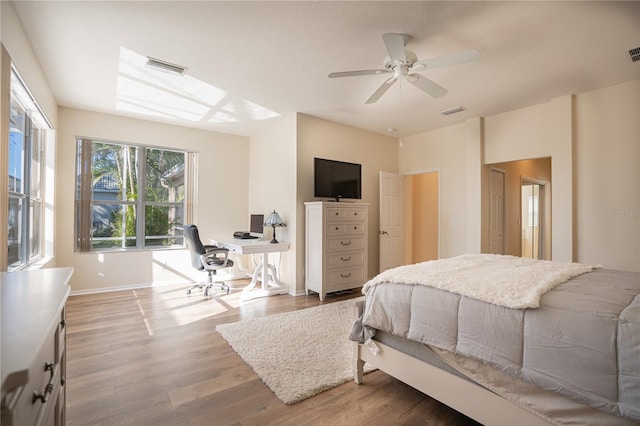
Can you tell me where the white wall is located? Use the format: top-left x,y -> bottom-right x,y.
296,114 -> 398,288
56,108 -> 250,292
248,113 -> 297,293
574,80 -> 639,271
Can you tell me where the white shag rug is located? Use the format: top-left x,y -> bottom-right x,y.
215,299 -> 374,404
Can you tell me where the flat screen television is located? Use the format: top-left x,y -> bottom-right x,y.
314,157 -> 362,201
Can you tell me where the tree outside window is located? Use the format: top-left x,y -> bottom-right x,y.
75,139 -> 192,252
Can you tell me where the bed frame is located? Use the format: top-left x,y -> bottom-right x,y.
351,302 -> 551,426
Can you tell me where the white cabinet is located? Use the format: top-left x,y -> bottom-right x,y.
1,268 -> 72,426
305,201 -> 368,301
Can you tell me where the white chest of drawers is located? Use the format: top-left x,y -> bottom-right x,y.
1,268 -> 73,426
305,201 -> 369,301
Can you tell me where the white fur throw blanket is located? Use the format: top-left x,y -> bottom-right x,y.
362,254 -> 599,309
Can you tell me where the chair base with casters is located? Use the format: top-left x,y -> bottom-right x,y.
187,269 -> 230,297
184,224 -> 234,298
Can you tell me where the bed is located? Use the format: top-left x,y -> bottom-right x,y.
350,254 -> 640,425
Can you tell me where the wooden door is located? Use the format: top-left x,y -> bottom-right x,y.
489,169 -> 505,254
379,171 -> 404,272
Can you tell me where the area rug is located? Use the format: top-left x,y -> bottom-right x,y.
215,298 -> 374,404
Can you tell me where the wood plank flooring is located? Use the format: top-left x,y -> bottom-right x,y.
66,281 -> 480,426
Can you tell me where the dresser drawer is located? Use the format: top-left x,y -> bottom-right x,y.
327,236 -> 365,251
5,323 -> 59,426
327,266 -> 365,288
327,251 -> 364,269
326,222 -> 365,235
327,207 -> 366,221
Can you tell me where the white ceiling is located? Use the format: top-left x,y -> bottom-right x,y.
10,1 -> 640,138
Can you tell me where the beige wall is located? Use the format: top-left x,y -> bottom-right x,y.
1,2 -> 59,270
0,2 -> 57,125
574,80 -> 639,271
400,121 -> 475,258
296,114 -> 398,289
484,96 -> 573,262
56,108 -> 250,293
248,113 -> 297,293
400,85 -> 639,272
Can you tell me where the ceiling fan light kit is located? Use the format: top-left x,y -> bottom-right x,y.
329,33 -> 479,104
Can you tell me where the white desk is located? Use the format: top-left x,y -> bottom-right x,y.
212,238 -> 289,300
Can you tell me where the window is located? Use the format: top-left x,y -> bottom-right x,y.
75,138 -> 194,252
7,68 -> 50,270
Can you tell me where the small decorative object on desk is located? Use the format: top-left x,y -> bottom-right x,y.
264,210 -> 286,243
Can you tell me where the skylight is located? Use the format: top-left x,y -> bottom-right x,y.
116,47 -> 279,124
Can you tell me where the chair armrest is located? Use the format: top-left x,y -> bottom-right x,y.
200,247 -> 230,268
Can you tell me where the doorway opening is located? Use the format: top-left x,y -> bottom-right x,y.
404,172 -> 439,264
521,179 -> 544,259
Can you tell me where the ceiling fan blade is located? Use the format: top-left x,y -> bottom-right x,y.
382,33 -> 408,64
328,69 -> 390,78
365,77 -> 397,104
407,73 -> 448,98
414,49 -> 480,71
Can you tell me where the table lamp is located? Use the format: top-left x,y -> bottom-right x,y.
264,210 -> 286,243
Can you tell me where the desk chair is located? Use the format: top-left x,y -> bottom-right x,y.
184,224 -> 233,297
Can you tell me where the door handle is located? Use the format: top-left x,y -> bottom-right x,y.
379,230 -> 388,235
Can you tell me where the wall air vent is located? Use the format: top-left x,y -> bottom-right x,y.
146,57 -> 188,75
629,47 -> 640,63
440,106 -> 465,116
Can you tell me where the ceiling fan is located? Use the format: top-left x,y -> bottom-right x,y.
328,33 -> 480,104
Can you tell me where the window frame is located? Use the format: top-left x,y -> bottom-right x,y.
75,137 -> 195,253
7,66 -> 50,271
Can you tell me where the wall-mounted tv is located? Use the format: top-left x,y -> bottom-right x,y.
314,157 -> 362,201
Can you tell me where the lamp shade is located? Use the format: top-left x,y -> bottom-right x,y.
264,210 -> 286,243
264,210 -> 286,227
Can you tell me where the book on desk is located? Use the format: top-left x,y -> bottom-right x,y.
234,231 -> 258,239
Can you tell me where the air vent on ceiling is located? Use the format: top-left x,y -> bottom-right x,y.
146,57 -> 188,75
629,47 -> 640,63
440,106 -> 465,116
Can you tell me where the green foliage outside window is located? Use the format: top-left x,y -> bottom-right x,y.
76,139 -> 188,251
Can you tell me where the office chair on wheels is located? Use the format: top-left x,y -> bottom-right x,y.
184,224 -> 234,297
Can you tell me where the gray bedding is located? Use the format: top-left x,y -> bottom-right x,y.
350,267 -> 640,421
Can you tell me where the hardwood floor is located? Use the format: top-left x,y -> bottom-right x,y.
66,281 -> 480,426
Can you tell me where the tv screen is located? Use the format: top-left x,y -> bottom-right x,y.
314,158 -> 362,201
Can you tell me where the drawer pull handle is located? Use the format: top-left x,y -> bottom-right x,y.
340,241 -> 352,246
33,363 -> 55,404
340,256 -> 352,261
335,227 -> 339,230
335,212 -> 339,215
354,226 -> 358,230
340,273 -> 352,278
